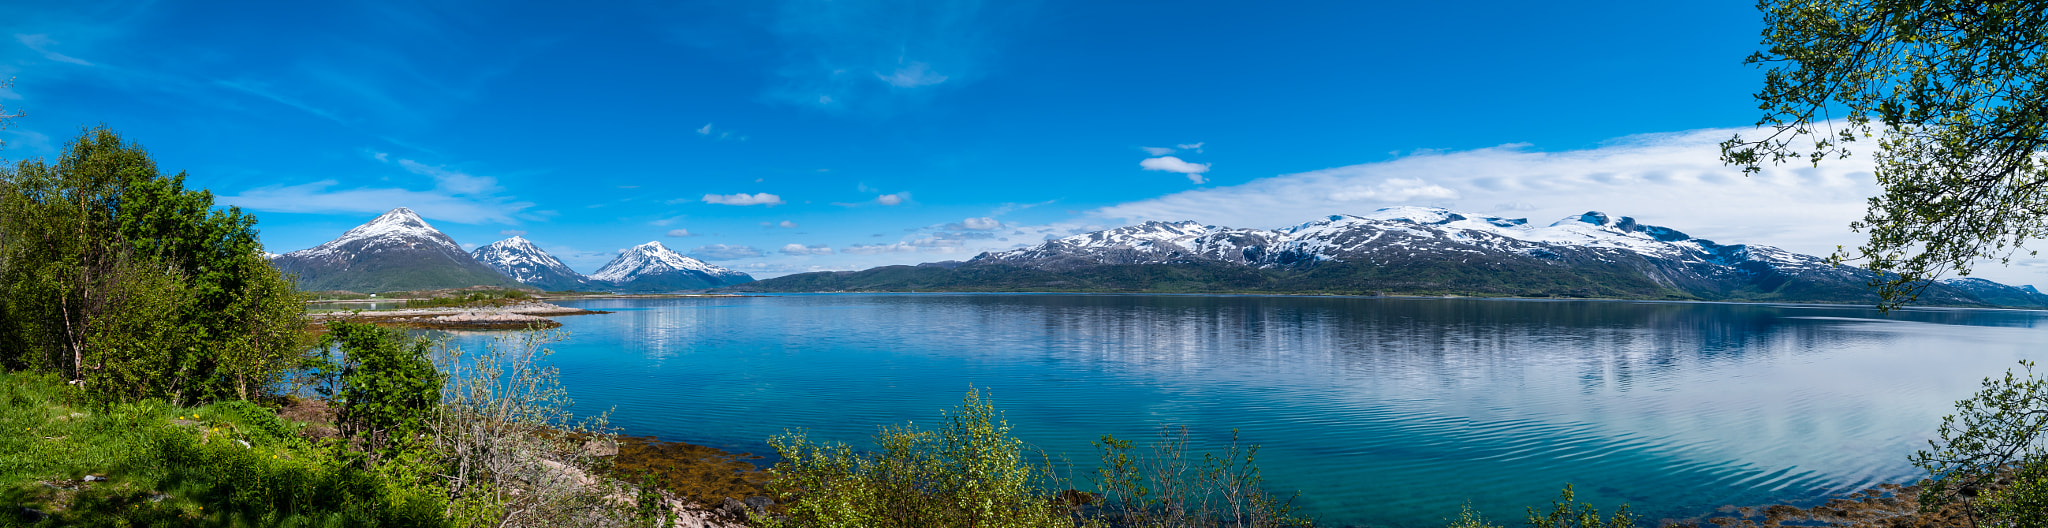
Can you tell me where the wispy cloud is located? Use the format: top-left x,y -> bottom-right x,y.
877,61 -> 947,87
499,230 -> 526,236
14,34 -> 91,66
961,217 -> 1000,230
781,243 -> 833,255
842,242 -> 916,255
703,192 -> 785,206
213,79 -> 342,123
219,157 -> 535,224
666,229 -> 694,237
876,192 -> 910,206
690,244 -> 765,260
1140,156 -> 1211,184
760,0 -> 1030,112
1175,142 -> 1204,152
1141,146 -> 1175,156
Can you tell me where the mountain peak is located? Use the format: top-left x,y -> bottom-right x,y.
589,240 -> 751,291
473,236 -> 586,290
270,207 -> 522,292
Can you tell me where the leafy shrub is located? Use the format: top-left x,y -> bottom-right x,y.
1912,360 -> 2048,528
312,321 -> 442,467
1441,485 -> 1633,528
760,388 -> 1313,528
432,329 -> 627,527
1089,426 -> 1309,527
760,388 -> 1073,528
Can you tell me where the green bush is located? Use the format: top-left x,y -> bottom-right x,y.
312,321 -> 442,467
1911,360 -> 2048,528
760,388 -> 1073,528
1441,485 -> 1634,528
760,388 -> 1313,528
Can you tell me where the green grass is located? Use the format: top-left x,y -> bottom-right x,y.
0,372 -> 448,526
401,289 -> 534,309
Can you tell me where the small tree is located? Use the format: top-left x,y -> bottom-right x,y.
316,321 -> 442,467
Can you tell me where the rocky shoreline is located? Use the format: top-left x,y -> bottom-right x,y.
308,301 -> 611,330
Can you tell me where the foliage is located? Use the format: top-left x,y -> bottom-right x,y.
0,370 -> 452,526
1445,502 -> 1500,528
431,329 -> 627,527
1721,0 -> 2048,307
1524,484 -> 1636,528
404,288 -> 533,309
760,388 -> 1312,528
1910,360 -> 2048,528
759,387 -> 1074,528
313,321 -> 442,467
1089,426 -> 1309,527
0,126 -> 308,403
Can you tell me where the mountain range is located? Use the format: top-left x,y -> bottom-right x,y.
268,208 -> 755,293
722,206 -> 2048,308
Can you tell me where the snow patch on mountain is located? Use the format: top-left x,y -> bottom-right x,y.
591,241 -> 746,283
472,236 -> 585,287
280,207 -> 462,260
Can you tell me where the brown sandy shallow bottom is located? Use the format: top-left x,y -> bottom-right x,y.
1658,482 -> 1975,528
603,435 -> 775,521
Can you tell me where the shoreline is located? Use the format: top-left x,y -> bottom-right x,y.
308,301 -> 611,330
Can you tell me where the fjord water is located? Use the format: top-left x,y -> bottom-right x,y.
446,294 -> 2046,527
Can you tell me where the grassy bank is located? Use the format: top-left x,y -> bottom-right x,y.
0,371 -> 444,525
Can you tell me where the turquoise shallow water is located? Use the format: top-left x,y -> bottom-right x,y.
441,294 -> 2048,527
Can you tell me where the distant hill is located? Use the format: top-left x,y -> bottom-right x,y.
472,236 -> 590,291
589,241 -> 754,293
269,208 -> 528,293
722,207 -> 2048,309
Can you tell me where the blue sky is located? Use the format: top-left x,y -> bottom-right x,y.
9,1 -> 2029,285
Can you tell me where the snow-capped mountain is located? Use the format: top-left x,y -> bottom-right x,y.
589,241 -> 753,292
472,236 -> 589,291
735,206 -> 2048,307
269,207 -> 525,293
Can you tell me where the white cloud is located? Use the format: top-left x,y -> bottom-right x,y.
14,34 -> 91,66
962,217 -> 1000,230
689,244 -> 765,260
219,158 -> 535,224
666,229 -> 694,237
781,243 -> 833,255
1141,146 -> 1175,156
703,192 -> 785,206
779,220 -> 798,228
877,192 -> 910,206
1140,156 -> 1212,184
697,123 -> 712,135
842,242 -> 917,255
1176,142 -> 1204,152
1087,127 -> 1984,279
1140,156 -> 1210,175
499,230 -> 527,236
877,62 -> 948,87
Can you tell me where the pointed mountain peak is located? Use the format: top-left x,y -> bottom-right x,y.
473,235 -> 586,290
630,240 -> 670,252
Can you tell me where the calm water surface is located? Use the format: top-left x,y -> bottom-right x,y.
445,294 -> 2047,527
